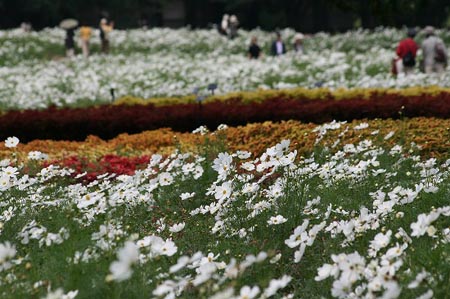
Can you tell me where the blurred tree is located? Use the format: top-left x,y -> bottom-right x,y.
0,0 -> 449,31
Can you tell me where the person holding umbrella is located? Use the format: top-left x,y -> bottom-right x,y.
60,18 -> 78,57
100,18 -> 114,54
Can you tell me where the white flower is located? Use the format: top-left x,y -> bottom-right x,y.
2,166 -> 18,178
214,181 -> 232,200
270,253 -> 282,264
369,230 -> 392,256
158,172 -> 174,186
169,222 -> 185,233
416,290 -> 433,299
315,263 -> 338,281
42,288 -> 78,299
107,241 -> 139,282
263,275 -> 292,297
213,152 -> 233,179
294,243 -> 306,263
169,256 -> 190,273
180,192 -> 195,200
354,122 -> 369,130
192,126 -> 209,135
217,124 -> 228,131
285,220 -> 309,248
77,192 -> 100,209
0,175 -> 11,191
152,238 -> 177,256
0,241 -> 16,271
411,212 -> 440,237
28,151 -> 44,160
5,137 -> 19,148
384,131 -> 395,140
237,286 -> 260,299
267,215 -> 287,225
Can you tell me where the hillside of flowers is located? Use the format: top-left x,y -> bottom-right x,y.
2,27 -> 450,110
1,24 -> 450,299
0,120 -> 449,299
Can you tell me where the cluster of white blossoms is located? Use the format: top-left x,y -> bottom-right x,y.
1,27 -> 450,110
0,120 -> 449,298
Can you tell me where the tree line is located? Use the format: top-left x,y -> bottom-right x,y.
1,0 -> 449,32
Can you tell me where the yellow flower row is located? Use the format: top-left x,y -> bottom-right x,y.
1,117 -> 448,162
113,86 -> 450,107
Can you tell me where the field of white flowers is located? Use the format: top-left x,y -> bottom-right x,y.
1,27 -> 450,110
0,122 -> 449,299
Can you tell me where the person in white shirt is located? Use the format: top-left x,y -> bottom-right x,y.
271,32 -> 286,56
421,26 -> 447,74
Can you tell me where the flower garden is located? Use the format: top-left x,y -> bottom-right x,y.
0,27 -> 449,299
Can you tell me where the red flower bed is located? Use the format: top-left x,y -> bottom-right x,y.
45,154 -> 151,181
1,92 -> 450,142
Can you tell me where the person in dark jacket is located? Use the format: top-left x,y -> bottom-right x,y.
271,32 -> 286,56
248,36 -> 262,59
65,28 -> 75,57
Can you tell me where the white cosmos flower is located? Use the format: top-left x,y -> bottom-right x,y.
2,166 -> 18,178
0,241 -> 16,271
4,137 -> 19,148
28,151 -> 44,160
158,172 -> 174,186
152,238 -> 177,256
214,181 -> 232,200
369,230 -> 392,256
410,212 -> 440,237
108,241 -> 139,282
213,152 -> 233,180
267,215 -> 287,225
263,275 -> 292,297
0,175 -> 11,191
237,286 -> 260,299
285,219 -> 309,248
169,222 -> 185,233
180,192 -> 195,200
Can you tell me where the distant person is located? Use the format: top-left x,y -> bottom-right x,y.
393,28 -> 418,75
65,28 -> 75,57
20,22 -> 32,32
421,26 -> 448,74
79,25 -> 92,57
293,33 -> 305,54
218,14 -> 229,36
248,36 -> 262,59
228,15 -> 239,39
271,32 -> 286,56
99,18 -> 114,54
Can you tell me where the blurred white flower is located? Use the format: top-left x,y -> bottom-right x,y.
267,215 -> 287,225
5,137 -> 19,148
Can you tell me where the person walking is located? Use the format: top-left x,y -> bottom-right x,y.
248,36 -> 262,59
228,15 -> 239,39
293,33 -> 305,54
99,18 -> 114,54
65,28 -> 75,57
79,25 -> 92,57
393,28 -> 418,75
421,26 -> 447,74
219,14 -> 229,36
271,32 -> 286,56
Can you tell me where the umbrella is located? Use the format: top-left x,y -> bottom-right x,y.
60,19 -> 78,30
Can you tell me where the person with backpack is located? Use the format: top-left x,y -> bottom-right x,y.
421,26 -> 448,74
393,28 -> 418,75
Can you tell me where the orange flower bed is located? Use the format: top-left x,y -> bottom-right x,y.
1,117 -> 449,163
